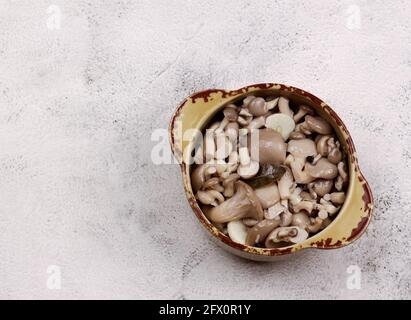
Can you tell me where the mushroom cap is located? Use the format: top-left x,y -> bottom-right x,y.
330,192 -> 346,205
254,183 -> 281,209
245,218 -> 281,246
289,131 -> 306,140
287,139 -> 318,159
265,226 -> 308,246
238,160 -> 259,179
248,129 -> 287,164
243,95 -> 256,107
265,113 -> 295,140
292,200 -> 315,214
311,179 -> 334,197
328,147 -> 342,164
316,135 -> 332,156
223,105 -> 239,121
306,158 -> 338,179
207,181 -> 264,223
227,220 -> 248,245
191,164 -> 216,193
291,212 -> 311,229
248,97 -> 267,116
305,115 -> 332,135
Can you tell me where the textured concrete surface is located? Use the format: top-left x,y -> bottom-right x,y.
0,0 -> 410,299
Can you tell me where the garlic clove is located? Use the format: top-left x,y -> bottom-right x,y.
227,220 -> 248,245
265,114 -> 296,140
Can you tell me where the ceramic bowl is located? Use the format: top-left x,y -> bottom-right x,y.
169,83 -> 373,261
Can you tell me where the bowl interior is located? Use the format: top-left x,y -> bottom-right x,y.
184,87 -> 356,256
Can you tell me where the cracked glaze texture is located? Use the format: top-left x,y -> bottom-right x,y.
0,0 -> 410,299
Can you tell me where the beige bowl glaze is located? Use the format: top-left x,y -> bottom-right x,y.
169,83 -> 373,261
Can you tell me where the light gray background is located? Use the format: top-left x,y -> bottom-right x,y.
0,0 -> 410,299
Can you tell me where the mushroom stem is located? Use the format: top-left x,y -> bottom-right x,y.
247,116 -> 266,129
278,97 -> 294,118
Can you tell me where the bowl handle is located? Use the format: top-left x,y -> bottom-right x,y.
307,169 -> 373,249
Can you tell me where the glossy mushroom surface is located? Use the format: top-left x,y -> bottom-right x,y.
191,94 -> 348,248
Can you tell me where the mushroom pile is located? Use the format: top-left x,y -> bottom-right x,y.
190,95 -> 348,248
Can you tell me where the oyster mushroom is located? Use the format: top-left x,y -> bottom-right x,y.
203,177 -> 224,193
246,218 -> 281,246
302,115 -> 333,135
254,183 -> 281,209
316,198 -> 340,216
226,150 -> 239,174
238,115 -> 253,127
222,173 -> 240,197
238,147 -> 259,179
242,218 -> 259,227
279,210 -> 293,227
326,138 -> 342,164
294,105 -> 314,123
300,191 -> 314,201
239,107 -> 252,117
243,95 -> 256,107
278,166 -> 294,199
287,139 -> 317,159
305,158 -> 338,180
335,161 -> 348,191
338,161 -> 348,183
225,122 -> 239,143
248,129 -> 287,164
196,190 -> 224,207
324,192 -> 346,205
247,116 -> 266,130
290,158 -> 337,187
207,181 -> 264,223
291,212 -> 311,229
278,97 -> 294,118
286,139 -> 318,183
289,131 -> 306,140
265,202 -> 286,219
318,209 -> 328,220
215,133 -> 233,160
309,179 -> 333,197
307,217 -> 323,233
191,164 -> 217,192
265,226 -> 308,247
247,97 -> 266,116
292,200 -> 315,214
227,220 -> 248,245
291,213 -> 323,233
223,105 -> 239,122
204,129 -> 216,161
265,113 -> 295,140
316,135 -> 332,156
288,186 -> 302,205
